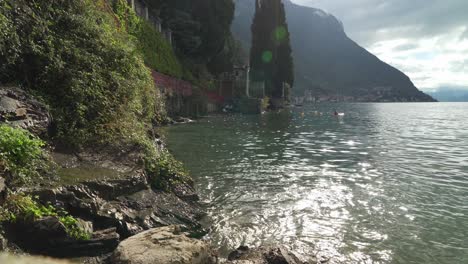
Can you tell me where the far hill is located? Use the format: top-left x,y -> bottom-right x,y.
427,89 -> 468,102
232,0 -> 436,102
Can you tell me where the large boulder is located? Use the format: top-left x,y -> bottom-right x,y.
0,253 -> 72,264
109,225 -> 216,264
0,87 -> 51,137
226,246 -> 308,264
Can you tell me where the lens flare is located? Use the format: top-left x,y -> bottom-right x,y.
274,26 -> 287,42
262,50 -> 273,63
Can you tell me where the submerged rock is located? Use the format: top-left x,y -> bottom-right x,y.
109,225 -> 216,264
226,246 -> 308,264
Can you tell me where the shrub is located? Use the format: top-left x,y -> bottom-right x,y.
145,149 -> 190,191
0,125 -> 50,185
261,96 -> 270,111
0,194 -> 56,223
0,194 -> 91,240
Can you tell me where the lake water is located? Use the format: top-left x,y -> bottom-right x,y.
162,103 -> 468,264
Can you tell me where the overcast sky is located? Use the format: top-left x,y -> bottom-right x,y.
291,0 -> 468,91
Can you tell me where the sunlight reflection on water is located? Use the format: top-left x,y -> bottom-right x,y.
163,103 -> 468,264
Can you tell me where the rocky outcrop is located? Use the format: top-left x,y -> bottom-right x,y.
5,216 -> 119,258
28,172 -> 204,239
109,225 -> 216,264
0,87 -> 51,137
0,253 -> 72,264
226,246 -> 308,264
4,168 -> 204,259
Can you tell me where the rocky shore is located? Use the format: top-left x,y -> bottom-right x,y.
0,87 -> 311,264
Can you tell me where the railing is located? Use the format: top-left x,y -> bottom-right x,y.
151,71 -> 193,97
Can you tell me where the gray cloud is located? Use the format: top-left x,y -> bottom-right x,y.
393,43 -> 419,52
292,0 -> 468,45
291,0 -> 468,90
460,28 -> 468,40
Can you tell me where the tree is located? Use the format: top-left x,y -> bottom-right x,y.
146,0 -> 235,74
250,0 -> 294,98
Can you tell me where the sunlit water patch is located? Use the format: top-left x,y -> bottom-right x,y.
162,103 -> 468,264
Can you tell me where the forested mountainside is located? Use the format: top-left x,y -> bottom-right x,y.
233,0 -> 435,102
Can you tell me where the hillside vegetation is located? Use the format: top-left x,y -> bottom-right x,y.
112,0 -> 185,79
0,0 -> 167,148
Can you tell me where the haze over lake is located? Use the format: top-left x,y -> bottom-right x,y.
163,103 -> 468,264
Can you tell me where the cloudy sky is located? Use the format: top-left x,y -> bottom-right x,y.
291,0 -> 468,91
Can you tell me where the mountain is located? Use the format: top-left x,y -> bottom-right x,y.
427,89 -> 468,102
232,0 -> 436,102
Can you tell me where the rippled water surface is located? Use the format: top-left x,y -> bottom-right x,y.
162,103 -> 468,264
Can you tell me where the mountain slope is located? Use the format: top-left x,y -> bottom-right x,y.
232,0 -> 435,102
427,89 -> 468,102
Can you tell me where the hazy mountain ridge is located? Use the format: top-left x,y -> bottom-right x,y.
427,89 -> 468,102
233,0 -> 436,102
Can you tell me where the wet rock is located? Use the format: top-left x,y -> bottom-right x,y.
226,246 -> 308,264
228,246 -> 250,261
0,87 -> 51,137
171,182 -> 199,202
28,171 -> 203,239
174,116 -> 194,124
95,188 -> 204,238
0,253 -> 72,264
109,225 -> 216,264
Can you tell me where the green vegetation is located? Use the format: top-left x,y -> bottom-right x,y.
146,0 -> 237,76
261,97 -> 270,111
0,125 -> 51,186
145,149 -> 190,191
250,0 -> 294,98
112,0 -> 185,78
59,215 -> 91,241
0,0 -> 164,148
0,194 -> 90,240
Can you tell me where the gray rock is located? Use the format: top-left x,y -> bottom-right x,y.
0,87 -> 51,137
33,216 -> 68,238
0,96 -> 18,113
28,174 -> 204,239
109,225 -> 216,264
77,218 -> 94,235
226,246 -> 308,264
